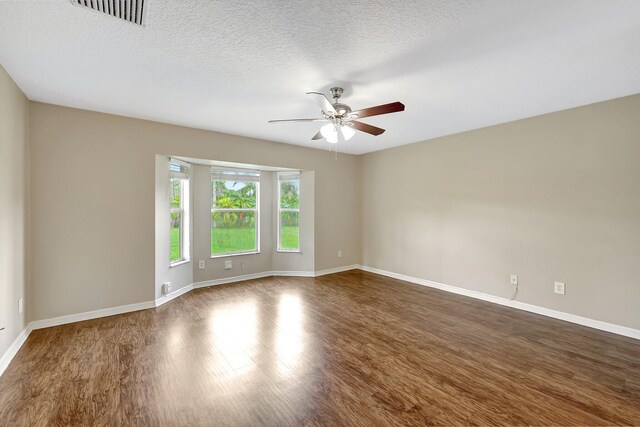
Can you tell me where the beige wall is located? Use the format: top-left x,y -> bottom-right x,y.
362,94 -> 640,330
0,65 -> 29,358
29,103 -> 361,321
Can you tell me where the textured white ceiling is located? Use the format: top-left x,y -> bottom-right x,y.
1,0 -> 640,154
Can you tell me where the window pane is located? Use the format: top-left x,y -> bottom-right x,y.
212,211 -> 257,255
212,180 -> 257,209
279,211 -> 299,250
170,211 -> 182,262
170,178 -> 181,208
279,179 -> 299,209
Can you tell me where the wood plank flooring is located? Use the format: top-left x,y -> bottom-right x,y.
1,270 -> 639,426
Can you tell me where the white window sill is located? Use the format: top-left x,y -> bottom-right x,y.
276,249 -> 301,254
170,259 -> 191,268
211,251 -> 260,259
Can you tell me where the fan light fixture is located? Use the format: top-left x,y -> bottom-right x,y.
320,123 -> 355,144
268,87 -> 405,146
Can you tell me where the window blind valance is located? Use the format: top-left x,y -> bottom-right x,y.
211,167 -> 261,182
278,171 -> 301,181
170,158 -> 191,180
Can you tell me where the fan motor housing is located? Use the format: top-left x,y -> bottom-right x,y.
329,87 -> 351,116
330,87 -> 344,99
332,102 -> 352,116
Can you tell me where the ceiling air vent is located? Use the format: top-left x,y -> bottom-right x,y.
71,0 -> 146,26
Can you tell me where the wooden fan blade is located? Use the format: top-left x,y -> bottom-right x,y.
350,102 -> 404,119
311,130 -> 323,140
306,92 -> 337,114
268,118 -> 327,123
349,120 -> 386,136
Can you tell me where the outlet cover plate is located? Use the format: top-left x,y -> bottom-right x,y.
554,281 -> 566,295
510,274 -> 518,285
224,260 -> 232,270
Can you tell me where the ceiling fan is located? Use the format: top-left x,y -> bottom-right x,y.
268,87 -> 405,143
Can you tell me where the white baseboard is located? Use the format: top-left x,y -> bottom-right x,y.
192,265 -> 359,287
28,300 -> 157,331
155,284 -> 193,307
314,264 -> 361,277
0,326 -> 31,378
359,265 -> 640,340
273,270 -> 315,277
193,271 -> 274,288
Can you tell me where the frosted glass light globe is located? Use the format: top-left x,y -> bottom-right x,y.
320,123 -> 337,141
341,125 -> 355,140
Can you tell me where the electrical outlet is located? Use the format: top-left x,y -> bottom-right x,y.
198,260 -> 205,270
224,260 -> 232,270
510,274 -> 518,285
337,250 -> 342,258
18,298 -> 23,314
554,281 -> 566,295
163,282 -> 172,295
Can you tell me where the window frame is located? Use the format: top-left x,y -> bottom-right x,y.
210,168 -> 261,258
169,161 -> 190,267
277,171 -> 301,253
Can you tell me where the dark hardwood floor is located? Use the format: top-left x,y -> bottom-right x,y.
1,270 -> 639,426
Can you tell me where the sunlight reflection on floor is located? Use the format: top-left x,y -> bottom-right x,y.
208,299 -> 258,379
276,294 -> 304,378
